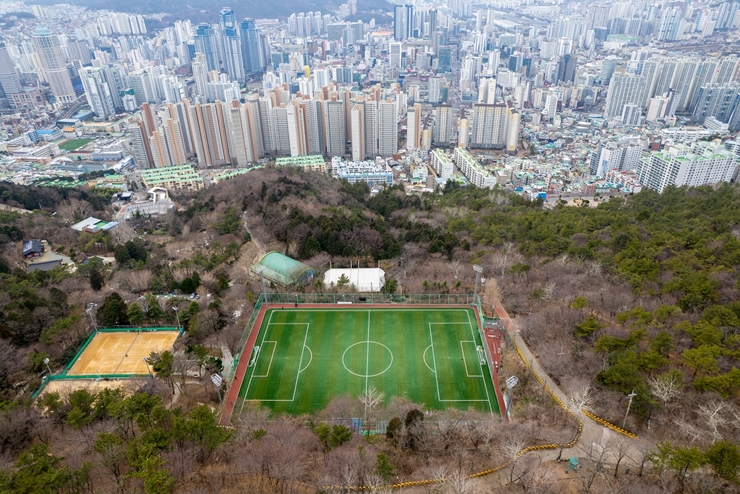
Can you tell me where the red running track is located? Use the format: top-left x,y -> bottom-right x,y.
219,303 -> 508,425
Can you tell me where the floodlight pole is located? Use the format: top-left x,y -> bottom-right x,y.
173,307 -> 181,332
260,270 -> 268,306
472,265 -> 483,306
43,357 -> 52,375
142,357 -> 153,377
623,389 -> 637,429
86,303 -> 98,332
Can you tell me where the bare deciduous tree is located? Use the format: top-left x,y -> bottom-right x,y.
609,437 -> 631,478
566,383 -> 593,417
698,400 -> 727,444
648,373 -> 682,407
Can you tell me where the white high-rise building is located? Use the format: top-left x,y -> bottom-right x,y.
324,99 -> 346,158
389,42 -> 403,69
604,74 -> 647,119
470,103 -> 507,149
273,105 -> 291,156
428,77 -> 442,104
32,27 -> 76,104
0,41 -> 21,96
589,138 -> 644,176
378,100 -> 398,157
363,99 -> 379,158
79,67 -> 116,118
434,104 -> 454,146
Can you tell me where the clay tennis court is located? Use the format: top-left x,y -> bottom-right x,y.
67,331 -> 179,376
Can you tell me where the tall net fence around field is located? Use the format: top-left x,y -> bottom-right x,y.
224,293 -> 480,385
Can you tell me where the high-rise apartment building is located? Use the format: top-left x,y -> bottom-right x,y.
589,138 -> 643,176
324,99 -> 346,158
194,23 -> 219,72
377,100 -> 397,158
32,27 -> 76,104
604,74 -> 646,119
406,103 -> 421,150
130,120 -> 153,168
434,104 -> 454,146
469,103 -> 508,149
240,19 -> 263,74
78,67 -> 113,118
351,104 -> 365,161
0,40 -> 21,97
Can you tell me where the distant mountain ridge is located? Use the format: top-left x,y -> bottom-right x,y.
32,0 -> 390,22
32,0 -> 339,21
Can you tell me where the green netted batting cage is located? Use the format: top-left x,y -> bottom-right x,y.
250,252 -> 316,287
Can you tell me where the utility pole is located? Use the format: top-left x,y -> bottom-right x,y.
623,389 -> 637,429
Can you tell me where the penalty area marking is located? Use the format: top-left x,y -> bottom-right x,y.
428,323 -> 489,404
239,316 -> 310,411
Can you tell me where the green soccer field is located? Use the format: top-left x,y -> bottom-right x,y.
236,308 -> 499,416
58,138 -> 93,151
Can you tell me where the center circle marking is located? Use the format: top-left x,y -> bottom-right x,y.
342,341 -> 394,378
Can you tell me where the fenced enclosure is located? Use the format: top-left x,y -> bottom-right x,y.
226,293 -> 481,384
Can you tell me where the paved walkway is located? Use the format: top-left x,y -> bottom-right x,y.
493,301 -> 653,465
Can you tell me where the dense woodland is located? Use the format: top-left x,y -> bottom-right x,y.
0,169 -> 740,492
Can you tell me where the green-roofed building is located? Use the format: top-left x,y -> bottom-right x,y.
251,252 -> 316,287
140,164 -> 204,193
275,155 -> 327,172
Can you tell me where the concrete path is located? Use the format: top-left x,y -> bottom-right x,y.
493,301 -> 654,466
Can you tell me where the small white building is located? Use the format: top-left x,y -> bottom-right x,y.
324,268 -> 386,292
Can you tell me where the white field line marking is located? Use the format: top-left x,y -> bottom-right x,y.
252,341 -> 277,377
292,324 -> 310,401
423,345 -> 436,373
467,310 -> 494,415
365,310 -> 371,397
239,309 -> 275,416
428,323 -> 489,403
114,332 -> 141,374
244,322 -> 311,403
460,341 -> 484,377
299,346 -> 312,373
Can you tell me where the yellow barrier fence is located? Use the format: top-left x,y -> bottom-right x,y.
581,409 -> 638,438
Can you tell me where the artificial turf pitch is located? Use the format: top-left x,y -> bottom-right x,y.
237,308 -> 499,415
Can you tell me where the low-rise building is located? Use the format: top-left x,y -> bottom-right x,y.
275,155 -> 327,173
430,149 -> 454,180
637,141 -> 739,193
330,157 -> 393,186
453,147 -> 496,188
140,164 -> 205,193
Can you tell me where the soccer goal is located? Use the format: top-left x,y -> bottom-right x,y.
248,345 -> 260,367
